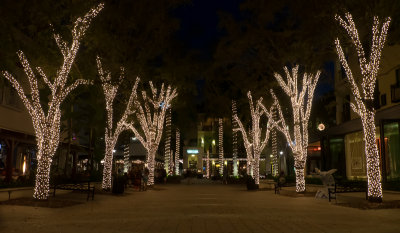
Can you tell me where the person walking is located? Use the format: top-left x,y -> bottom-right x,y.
142,167 -> 149,191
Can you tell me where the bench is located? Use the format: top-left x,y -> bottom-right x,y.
274,182 -> 296,194
52,180 -> 95,201
328,182 -> 367,202
0,187 -> 32,200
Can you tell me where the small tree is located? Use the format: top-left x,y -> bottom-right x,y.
1,4 -> 104,199
97,56 -> 139,190
234,91 -> 274,185
270,66 -> 320,192
335,13 -> 391,202
218,118 -> 224,175
175,128 -> 180,175
126,82 -> 177,185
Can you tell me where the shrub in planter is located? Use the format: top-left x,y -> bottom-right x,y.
246,176 -> 258,190
167,175 -> 182,184
112,175 -> 125,194
211,175 -> 222,180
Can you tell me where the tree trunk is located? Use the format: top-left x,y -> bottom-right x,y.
233,158 -> 238,177
253,155 -> 260,185
64,115 -> 72,176
89,128 -> 94,172
33,155 -> 52,199
147,150 -> 156,186
71,151 -> 77,180
102,147 -> 114,190
294,158 -> 306,193
362,108 -> 383,202
33,148 -> 53,200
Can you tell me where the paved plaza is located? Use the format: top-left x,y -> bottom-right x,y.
1,184 -> 400,233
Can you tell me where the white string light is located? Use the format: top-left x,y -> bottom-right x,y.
271,108 -> 278,176
124,144 -> 130,173
206,150 -> 210,179
175,128 -> 180,175
164,108 -> 171,175
218,118 -> 224,175
1,3 -> 104,199
335,13 -> 391,202
234,91 -> 274,185
269,66 -> 320,192
125,82 -> 177,186
232,100 -> 238,177
97,56 -> 140,190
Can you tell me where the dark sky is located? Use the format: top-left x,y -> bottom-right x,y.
173,0 -> 242,60
173,0 -> 334,104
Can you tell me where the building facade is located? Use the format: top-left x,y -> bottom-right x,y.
322,44 -> 400,181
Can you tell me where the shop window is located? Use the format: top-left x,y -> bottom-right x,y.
329,138 -> 345,176
345,131 -> 367,178
384,122 -> 400,179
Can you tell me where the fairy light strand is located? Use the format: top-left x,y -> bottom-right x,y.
175,128 -> 180,175
97,56 -> 140,190
268,66 -> 320,192
206,150 -> 210,178
164,108 -> 171,175
271,107 -> 278,176
335,13 -> 390,201
1,3 -> 104,199
124,144 -> 130,173
125,82 -> 177,186
234,91 -> 274,185
218,118 -> 224,175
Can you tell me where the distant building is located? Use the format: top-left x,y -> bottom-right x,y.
182,114 -> 273,177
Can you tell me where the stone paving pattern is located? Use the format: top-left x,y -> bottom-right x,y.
1,184 -> 400,233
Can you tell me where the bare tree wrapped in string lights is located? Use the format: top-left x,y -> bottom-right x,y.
164,108 -> 173,175
232,100 -> 239,177
218,118 -> 224,175
335,13 -> 391,202
175,128 -> 180,175
269,66 -> 320,193
234,91 -> 275,185
1,4 -> 104,200
97,56 -> 139,190
125,82 -> 177,185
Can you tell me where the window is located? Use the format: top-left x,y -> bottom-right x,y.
381,94 -> 387,106
374,81 -> 380,109
2,82 -> 22,109
342,95 -> 350,122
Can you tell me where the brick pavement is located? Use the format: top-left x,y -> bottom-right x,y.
0,184 -> 399,233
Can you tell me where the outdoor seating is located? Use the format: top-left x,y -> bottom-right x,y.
0,187 -> 32,200
328,182 -> 368,202
52,179 -> 95,201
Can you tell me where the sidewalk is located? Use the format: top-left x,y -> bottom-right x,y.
1,184 -> 399,233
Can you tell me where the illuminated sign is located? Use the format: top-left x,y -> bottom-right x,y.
187,149 -> 199,154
